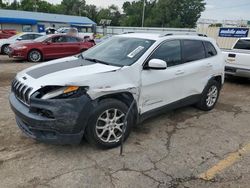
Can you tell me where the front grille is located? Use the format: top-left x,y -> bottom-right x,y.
12,79 -> 32,106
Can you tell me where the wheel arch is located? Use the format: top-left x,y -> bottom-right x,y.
27,48 -> 44,61
94,92 -> 139,125
210,75 -> 223,89
1,43 -> 10,54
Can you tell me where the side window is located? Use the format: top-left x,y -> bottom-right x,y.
150,40 -> 182,67
51,36 -> 67,43
34,34 -> 43,39
204,41 -> 217,57
66,36 -> 79,43
234,39 -> 250,50
18,34 -> 33,40
182,40 -> 206,62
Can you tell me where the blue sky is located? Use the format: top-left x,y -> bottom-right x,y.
6,0 -> 250,20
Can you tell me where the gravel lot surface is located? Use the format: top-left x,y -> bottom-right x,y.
0,55 -> 250,188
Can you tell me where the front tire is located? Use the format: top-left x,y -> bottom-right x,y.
28,50 -> 42,62
196,80 -> 220,111
1,44 -> 10,55
85,99 -> 133,149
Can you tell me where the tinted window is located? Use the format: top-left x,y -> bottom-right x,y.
204,41 -> 217,57
66,36 -> 80,42
51,36 -> 67,43
234,39 -> 250,50
182,40 -> 206,62
150,40 -> 182,67
34,34 -> 43,39
19,34 -> 34,40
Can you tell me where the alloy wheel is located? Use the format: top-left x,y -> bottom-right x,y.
95,108 -> 125,143
29,51 -> 41,62
206,85 -> 218,107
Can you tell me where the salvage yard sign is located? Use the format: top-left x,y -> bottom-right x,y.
219,28 -> 249,38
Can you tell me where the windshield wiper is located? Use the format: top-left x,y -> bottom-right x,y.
83,57 -> 110,65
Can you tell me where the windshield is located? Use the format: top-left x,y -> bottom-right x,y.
82,36 -> 155,66
34,35 -> 49,42
8,33 -> 22,40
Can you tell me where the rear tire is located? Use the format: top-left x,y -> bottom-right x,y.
196,80 -> 220,111
85,99 -> 133,149
1,44 -> 10,55
28,50 -> 42,62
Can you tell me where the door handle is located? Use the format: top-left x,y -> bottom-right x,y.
175,70 -> 185,75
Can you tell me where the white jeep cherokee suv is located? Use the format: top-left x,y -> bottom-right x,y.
9,33 -> 225,148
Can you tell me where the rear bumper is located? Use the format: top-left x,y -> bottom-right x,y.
9,93 -> 94,144
225,66 -> 250,78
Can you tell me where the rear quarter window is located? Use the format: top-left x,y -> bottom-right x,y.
204,41 -> 217,57
182,40 -> 206,63
234,39 -> 250,50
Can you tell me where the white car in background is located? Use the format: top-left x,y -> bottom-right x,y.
0,32 -> 44,55
223,38 -> 250,78
57,27 -> 94,39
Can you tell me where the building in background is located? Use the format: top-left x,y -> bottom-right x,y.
197,18 -> 249,28
0,9 -> 96,33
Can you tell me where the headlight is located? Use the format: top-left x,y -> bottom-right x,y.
39,86 -> 88,100
16,46 -> 27,50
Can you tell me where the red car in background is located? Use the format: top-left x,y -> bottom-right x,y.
8,34 -> 95,62
0,30 -> 17,39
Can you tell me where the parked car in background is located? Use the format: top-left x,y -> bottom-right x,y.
9,33 -> 224,148
223,38 -> 250,78
57,27 -> 94,39
8,34 -> 95,62
0,32 -> 44,55
0,29 -> 17,39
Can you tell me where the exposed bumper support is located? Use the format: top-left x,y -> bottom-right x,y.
9,92 -> 94,144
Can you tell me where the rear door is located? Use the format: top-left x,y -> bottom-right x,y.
64,36 -> 81,55
42,36 -> 67,58
178,39 -> 212,98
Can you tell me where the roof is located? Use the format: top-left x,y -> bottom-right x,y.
0,9 -> 96,25
118,32 -> 214,42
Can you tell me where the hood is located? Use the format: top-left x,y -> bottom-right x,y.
0,39 -> 8,45
16,56 -> 122,92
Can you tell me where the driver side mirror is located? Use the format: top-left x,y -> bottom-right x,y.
16,37 -> 22,41
145,59 -> 167,70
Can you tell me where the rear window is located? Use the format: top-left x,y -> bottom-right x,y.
204,41 -> 217,57
182,40 -> 206,63
234,39 -> 250,50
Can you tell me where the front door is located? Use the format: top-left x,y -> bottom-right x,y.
139,40 -> 185,113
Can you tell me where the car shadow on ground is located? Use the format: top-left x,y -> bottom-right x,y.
225,76 -> 250,85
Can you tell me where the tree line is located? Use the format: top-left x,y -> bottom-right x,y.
0,0 -> 205,28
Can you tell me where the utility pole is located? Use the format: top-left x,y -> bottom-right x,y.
33,0 -> 38,12
141,0 -> 146,27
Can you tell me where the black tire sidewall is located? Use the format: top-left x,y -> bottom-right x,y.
198,80 -> 220,111
85,99 -> 133,149
2,44 -> 9,55
28,50 -> 42,62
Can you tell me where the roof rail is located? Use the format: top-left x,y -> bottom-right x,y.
160,32 -> 207,37
160,32 -> 196,37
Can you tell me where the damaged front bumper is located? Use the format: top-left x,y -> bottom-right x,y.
9,92 -> 94,144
